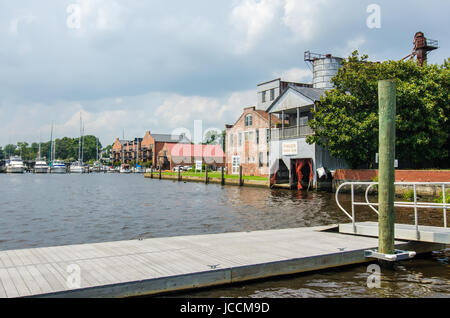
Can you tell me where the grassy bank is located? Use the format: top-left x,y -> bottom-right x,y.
153,171 -> 268,181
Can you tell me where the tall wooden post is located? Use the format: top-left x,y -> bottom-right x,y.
178,167 -> 181,181
221,166 -> 225,185
150,167 -> 153,179
205,166 -> 208,184
159,165 -> 162,180
239,165 -> 243,186
378,80 -> 396,256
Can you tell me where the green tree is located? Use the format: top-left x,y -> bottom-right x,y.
307,52 -> 449,169
4,144 -> 17,158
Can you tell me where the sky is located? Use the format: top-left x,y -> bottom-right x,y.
0,0 -> 449,147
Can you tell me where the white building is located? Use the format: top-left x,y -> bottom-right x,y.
257,78 -> 312,110
266,52 -> 348,189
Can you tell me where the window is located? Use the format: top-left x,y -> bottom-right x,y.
232,156 -> 240,174
245,114 -> 253,126
244,131 -> 254,142
262,91 -> 266,103
259,152 -> 263,167
256,129 -> 259,144
266,128 -> 270,143
270,88 -> 275,101
299,116 -> 309,126
238,133 -> 242,146
230,133 -> 233,146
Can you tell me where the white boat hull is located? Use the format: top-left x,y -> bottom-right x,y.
34,167 -> 49,174
51,167 -> 66,174
70,167 -> 84,174
6,166 -> 24,173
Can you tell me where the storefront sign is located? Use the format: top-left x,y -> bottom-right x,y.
282,142 -> 298,156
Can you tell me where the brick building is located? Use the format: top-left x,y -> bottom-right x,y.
112,131 -> 190,166
225,106 -> 280,177
157,144 -> 225,170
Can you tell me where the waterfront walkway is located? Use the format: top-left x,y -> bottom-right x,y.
0,226 -> 443,298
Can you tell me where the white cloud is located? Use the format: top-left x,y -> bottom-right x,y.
69,0 -> 130,36
154,90 -> 255,129
277,67 -> 312,83
230,0 -> 282,54
282,0 -> 331,41
0,89 -> 255,146
8,15 -> 35,35
334,35 -> 366,58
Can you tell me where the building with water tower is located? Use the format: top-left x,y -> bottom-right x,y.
267,51 -> 348,190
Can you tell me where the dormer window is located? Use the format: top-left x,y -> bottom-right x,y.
245,114 -> 253,126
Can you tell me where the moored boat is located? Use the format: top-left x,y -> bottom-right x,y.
34,160 -> 49,173
50,160 -> 66,174
6,156 -> 25,173
70,161 -> 84,173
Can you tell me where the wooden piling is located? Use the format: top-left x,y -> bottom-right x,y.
221,166 -> 225,185
378,80 -> 396,256
239,165 -> 243,186
205,167 -> 208,184
159,166 -> 162,180
178,168 -> 181,181
150,167 -> 153,179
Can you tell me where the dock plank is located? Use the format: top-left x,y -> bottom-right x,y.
0,268 -> 19,298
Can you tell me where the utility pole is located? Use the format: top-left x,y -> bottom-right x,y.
378,80 -> 396,257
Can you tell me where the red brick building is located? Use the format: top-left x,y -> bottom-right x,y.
225,106 -> 280,177
112,131 -> 190,166
157,143 -> 225,170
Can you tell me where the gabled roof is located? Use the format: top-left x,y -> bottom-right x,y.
228,107 -> 281,128
266,85 -> 326,113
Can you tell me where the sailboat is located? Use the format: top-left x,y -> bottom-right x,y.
34,130 -> 49,173
70,113 -> 84,174
49,121 -> 67,174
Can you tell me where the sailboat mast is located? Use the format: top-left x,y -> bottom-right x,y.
78,113 -> 82,163
81,122 -> 85,163
38,130 -> 41,161
49,121 -> 54,164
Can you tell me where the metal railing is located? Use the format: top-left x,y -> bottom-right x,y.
270,125 -> 314,141
335,182 -> 449,235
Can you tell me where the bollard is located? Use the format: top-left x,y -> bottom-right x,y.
378,80 -> 396,257
205,167 -> 208,184
221,166 -> 225,186
159,166 -> 162,180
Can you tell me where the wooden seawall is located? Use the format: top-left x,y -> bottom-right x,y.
0,226 -> 442,298
144,172 -> 270,188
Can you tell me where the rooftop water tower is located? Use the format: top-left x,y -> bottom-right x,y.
304,51 -> 343,89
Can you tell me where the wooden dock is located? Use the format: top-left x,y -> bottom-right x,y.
0,226 -> 443,298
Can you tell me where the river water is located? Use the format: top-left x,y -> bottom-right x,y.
0,173 -> 448,297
